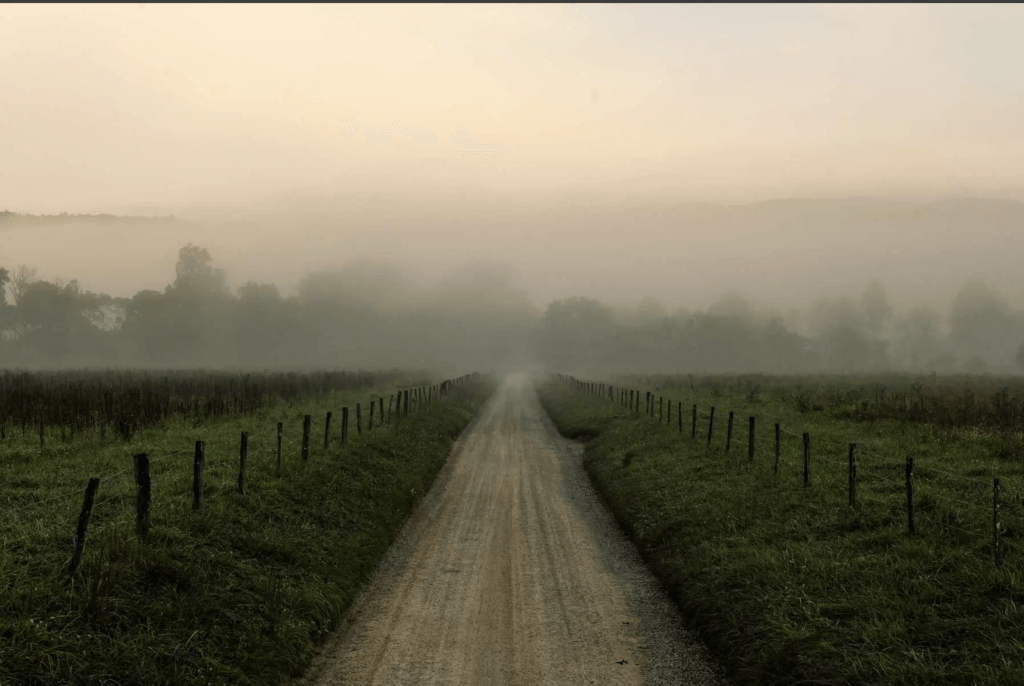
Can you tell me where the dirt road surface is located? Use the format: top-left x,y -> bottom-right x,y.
300,373 -> 726,686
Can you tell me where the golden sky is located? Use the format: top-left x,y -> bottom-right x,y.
3,3 -> 1024,214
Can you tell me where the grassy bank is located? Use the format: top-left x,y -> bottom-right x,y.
538,376 -> 1024,686
0,375 -> 494,686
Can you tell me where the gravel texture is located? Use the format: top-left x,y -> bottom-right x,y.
298,373 -> 728,686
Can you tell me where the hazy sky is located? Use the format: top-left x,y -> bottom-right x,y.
3,3 -> 1024,214
3,4 -> 1024,317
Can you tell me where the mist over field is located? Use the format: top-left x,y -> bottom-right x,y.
3,4 -> 1024,375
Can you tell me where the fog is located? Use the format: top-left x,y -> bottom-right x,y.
3,5 -> 1024,375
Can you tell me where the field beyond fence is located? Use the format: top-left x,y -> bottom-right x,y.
542,372 -> 1024,686
0,368 -> 491,686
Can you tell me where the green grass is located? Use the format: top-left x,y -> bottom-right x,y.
0,378 -> 494,686
539,376 -> 1024,686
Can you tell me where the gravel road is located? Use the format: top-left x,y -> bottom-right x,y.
299,373 -> 727,686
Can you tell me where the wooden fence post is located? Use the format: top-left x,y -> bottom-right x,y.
193,440 -> 204,511
368,400 -> 375,431
133,453 -> 150,540
379,398 -> 385,426
848,443 -> 857,507
324,411 -> 332,449
341,407 -> 349,444
994,477 -> 1001,567
726,411 -> 734,453
659,397 -> 663,423
906,456 -> 915,533
707,407 -> 715,447
302,415 -> 311,460
748,417 -> 755,462
774,423 -> 780,474
356,403 -> 363,434
276,422 -> 282,474
802,433 -> 810,487
68,477 -> 100,577
238,431 -> 247,495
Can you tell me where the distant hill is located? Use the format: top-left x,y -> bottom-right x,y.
0,210 -> 185,229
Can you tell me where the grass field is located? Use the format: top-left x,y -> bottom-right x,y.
0,373 -> 493,686
538,373 -> 1024,686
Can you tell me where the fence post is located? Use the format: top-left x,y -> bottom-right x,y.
748,417 -> 755,462
193,440 -> 204,511
133,453 -> 150,540
341,407 -> 349,444
368,400 -> 375,431
238,431 -> 248,495
659,397 -> 663,423
994,477 -> 1001,567
707,407 -> 715,447
629,390 -> 634,413
276,422 -> 282,474
802,433 -> 810,487
906,456 -> 915,533
774,423 -> 780,474
356,403 -> 362,435
302,415 -> 311,460
324,411 -> 332,449
726,411 -> 734,453
646,392 -> 651,417
678,402 -> 683,433
379,398 -> 385,426
848,443 -> 857,507
68,477 -> 100,577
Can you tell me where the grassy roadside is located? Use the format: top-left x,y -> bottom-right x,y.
0,376 -> 494,686
537,378 -> 1024,686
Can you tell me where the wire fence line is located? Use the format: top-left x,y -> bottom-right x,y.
1,373 -> 486,577
556,373 -> 1014,568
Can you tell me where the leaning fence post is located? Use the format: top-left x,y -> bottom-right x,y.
193,440 -> 204,511
368,400 -> 375,431
848,443 -> 857,507
906,456 -> 915,533
68,477 -> 100,577
133,453 -> 150,540
276,422 -> 283,474
994,477 -> 1001,567
356,403 -> 363,435
341,407 -> 349,444
726,411 -> 734,453
324,411 -> 333,449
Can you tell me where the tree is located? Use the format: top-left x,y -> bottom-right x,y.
0,266 -> 9,307
861,280 -> 893,339
1016,343 -> 1024,373
8,264 -> 39,306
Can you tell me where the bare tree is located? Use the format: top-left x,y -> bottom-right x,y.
9,264 -> 39,306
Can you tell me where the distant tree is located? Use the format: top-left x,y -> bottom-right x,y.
8,264 -> 39,306
860,280 -> 893,339
0,266 -> 8,307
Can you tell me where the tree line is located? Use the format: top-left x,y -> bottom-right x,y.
2,245 -> 1024,375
